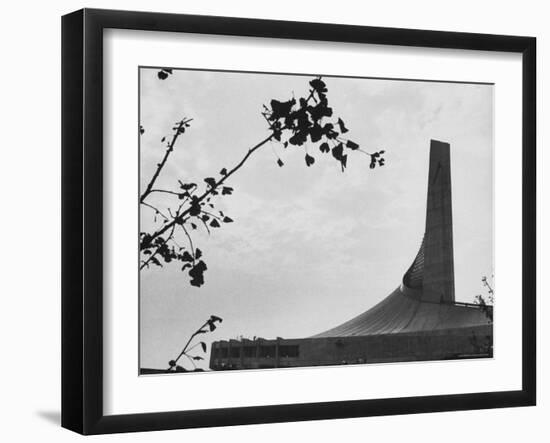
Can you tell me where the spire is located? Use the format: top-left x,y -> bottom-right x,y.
421,140 -> 455,303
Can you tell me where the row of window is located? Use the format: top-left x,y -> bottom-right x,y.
213,344 -> 299,359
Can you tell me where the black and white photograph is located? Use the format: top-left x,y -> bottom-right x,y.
138,68 -> 494,374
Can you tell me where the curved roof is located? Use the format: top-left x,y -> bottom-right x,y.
312,285 -> 491,338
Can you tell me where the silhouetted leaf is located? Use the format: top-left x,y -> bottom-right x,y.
340,154 -> 348,171
222,187 -> 233,195
200,342 -> 207,352
323,122 -> 338,139
309,78 -> 327,94
332,143 -> 344,161
204,177 -> 217,189
157,68 -> 173,80
223,216 -> 234,223
277,158 -> 284,167
319,142 -> 330,153
308,102 -> 333,121
179,181 -> 196,191
305,154 -> 315,167
346,140 -> 359,150
210,219 -> 221,228
204,314 -> 223,332
220,168 -> 228,176
158,70 -> 169,80
189,196 -> 201,216
192,356 -> 204,361
139,125 -> 145,135
289,131 -> 308,146
181,251 -> 194,262
309,124 -> 323,142
269,98 -> 296,120
337,118 -> 349,133
189,260 -> 207,287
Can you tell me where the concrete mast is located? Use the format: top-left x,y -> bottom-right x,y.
422,139 -> 455,303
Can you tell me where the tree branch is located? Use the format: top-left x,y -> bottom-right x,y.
171,320 -> 209,367
144,133 -> 275,244
140,117 -> 193,203
140,223 -> 176,270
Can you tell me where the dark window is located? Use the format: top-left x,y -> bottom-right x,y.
230,347 -> 241,358
243,346 -> 256,358
279,345 -> 299,358
259,345 -> 276,358
220,347 -> 228,358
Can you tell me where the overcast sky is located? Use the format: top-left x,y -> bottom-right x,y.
139,68 -> 493,370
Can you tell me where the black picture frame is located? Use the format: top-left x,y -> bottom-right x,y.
61,8 -> 536,435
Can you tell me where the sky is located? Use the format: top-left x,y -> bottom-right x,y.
139,68 -> 493,370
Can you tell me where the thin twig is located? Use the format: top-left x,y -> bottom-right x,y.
140,117 -> 193,203
185,342 -> 203,353
184,354 -> 197,370
149,189 -> 182,197
199,218 -> 211,235
141,201 -> 170,220
200,210 -> 222,220
179,224 -> 196,264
